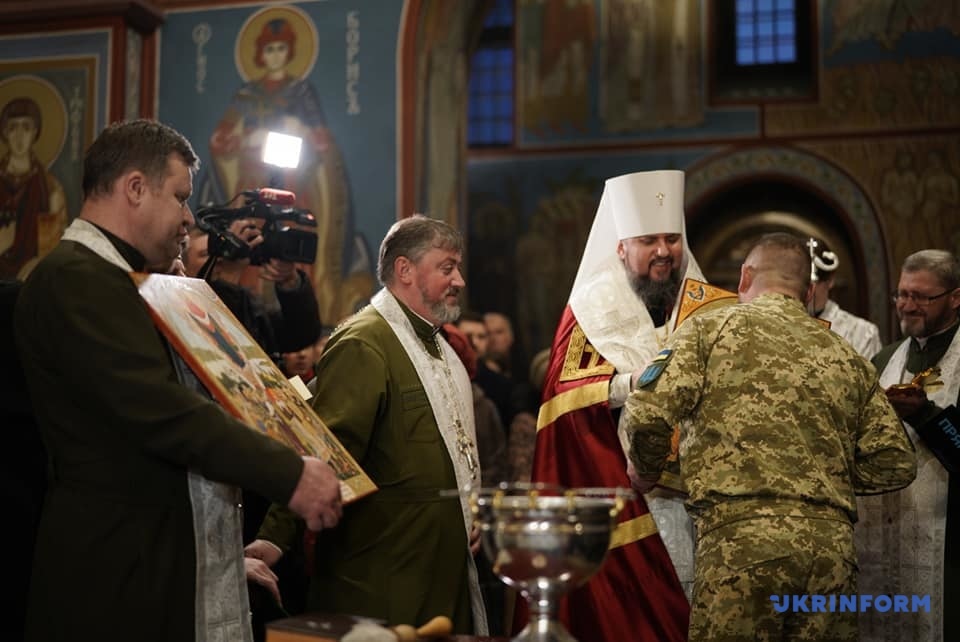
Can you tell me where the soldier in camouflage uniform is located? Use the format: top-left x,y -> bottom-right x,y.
622,232 -> 917,641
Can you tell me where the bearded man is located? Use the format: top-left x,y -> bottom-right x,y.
250,215 -> 488,635
857,249 -> 960,642
525,170 -> 700,641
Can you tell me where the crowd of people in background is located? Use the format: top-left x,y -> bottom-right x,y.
2,119 -> 959,642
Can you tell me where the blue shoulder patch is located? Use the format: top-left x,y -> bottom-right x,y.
636,349 -> 673,388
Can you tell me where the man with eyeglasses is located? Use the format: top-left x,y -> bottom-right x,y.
856,249 -> 960,642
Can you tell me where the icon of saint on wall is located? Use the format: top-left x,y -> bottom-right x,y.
0,79 -> 69,279
205,5 -> 372,324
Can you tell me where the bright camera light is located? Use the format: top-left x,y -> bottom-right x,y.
262,131 -> 303,169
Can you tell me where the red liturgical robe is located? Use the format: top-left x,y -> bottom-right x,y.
518,304 -> 690,641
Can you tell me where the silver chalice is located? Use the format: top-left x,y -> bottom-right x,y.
469,483 -> 631,642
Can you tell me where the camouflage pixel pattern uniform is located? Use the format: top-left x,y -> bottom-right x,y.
623,292 -> 917,641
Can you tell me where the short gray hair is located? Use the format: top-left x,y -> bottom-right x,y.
902,250 -> 960,290
377,214 -> 462,285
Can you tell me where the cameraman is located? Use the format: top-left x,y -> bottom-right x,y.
183,218 -> 322,378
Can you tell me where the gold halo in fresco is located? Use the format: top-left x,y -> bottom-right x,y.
0,75 -> 67,169
235,5 -> 318,83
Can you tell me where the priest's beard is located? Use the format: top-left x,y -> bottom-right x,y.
422,287 -> 462,324
899,305 -> 956,339
629,267 -> 682,319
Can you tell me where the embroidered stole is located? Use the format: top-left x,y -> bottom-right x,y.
370,288 -> 488,635
856,330 -> 960,641
61,219 -> 251,642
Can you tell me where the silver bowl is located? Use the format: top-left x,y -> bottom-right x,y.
469,484 -> 632,642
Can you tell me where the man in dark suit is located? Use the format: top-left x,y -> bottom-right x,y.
14,119 -> 342,642
1,278 -> 45,642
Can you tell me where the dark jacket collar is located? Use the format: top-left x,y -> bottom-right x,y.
910,320 -> 960,352
394,296 -> 442,357
88,222 -> 146,272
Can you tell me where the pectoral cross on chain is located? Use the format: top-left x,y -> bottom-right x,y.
456,423 -> 479,482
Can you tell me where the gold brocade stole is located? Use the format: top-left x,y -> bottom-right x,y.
673,278 -> 738,330
537,322 -> 661,549
559,323 -> 616,383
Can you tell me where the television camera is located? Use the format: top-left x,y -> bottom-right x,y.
193,188 -> 317,279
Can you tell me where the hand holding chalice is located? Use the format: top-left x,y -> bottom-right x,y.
886,367 -> 941,419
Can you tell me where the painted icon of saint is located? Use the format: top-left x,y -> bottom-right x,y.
206,6 -> 372,325
0,95 -> 68,279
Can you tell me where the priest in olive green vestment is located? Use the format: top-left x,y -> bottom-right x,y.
254,216 -> 488,634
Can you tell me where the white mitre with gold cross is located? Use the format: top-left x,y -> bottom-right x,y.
569,169 -> 705,372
